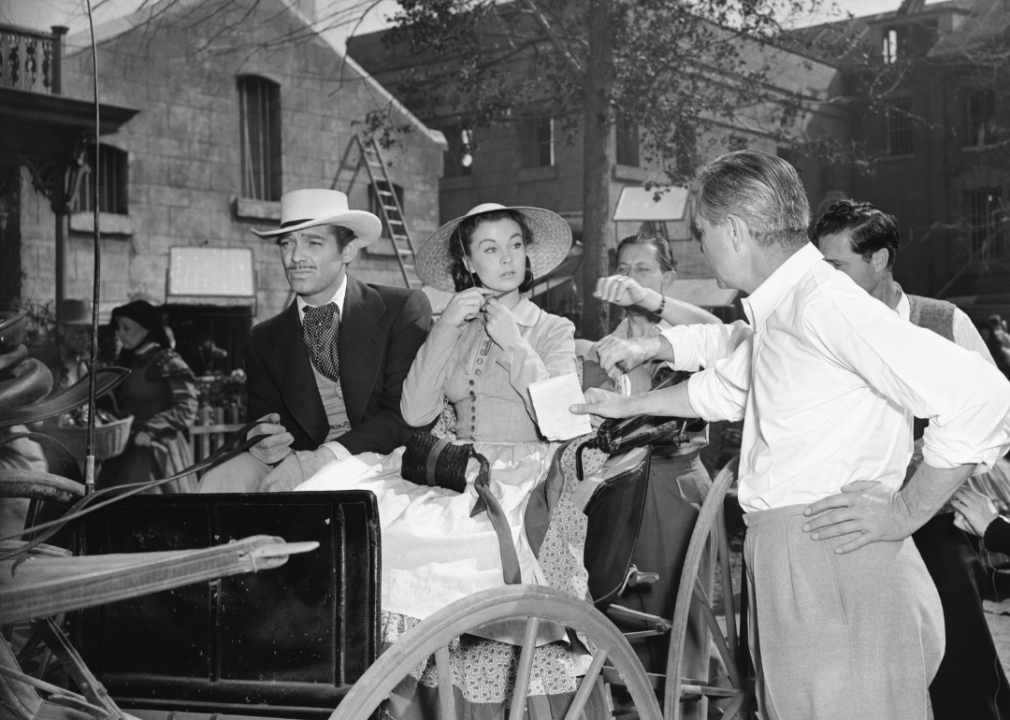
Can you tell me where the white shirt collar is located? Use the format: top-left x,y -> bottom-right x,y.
296,274 -> 348,323
742,243 -> 823,329
894,284 -> 910,321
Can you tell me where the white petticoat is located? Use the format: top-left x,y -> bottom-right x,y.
296,440 -> 557,621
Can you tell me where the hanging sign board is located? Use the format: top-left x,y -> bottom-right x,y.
168,247 -> 255,303
613,186 -> 689,222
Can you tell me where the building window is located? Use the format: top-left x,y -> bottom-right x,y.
520,117 -> 554,168
443,127 -> 473,178
238,75 -> 281,201
73,144 -> 128,214
882,27 -> 902,64
964,88 -> 1000,147
368,182 -> 406,238
886,97 -> 913,156
965,188 -> 1007,260
616,117 -> 640,167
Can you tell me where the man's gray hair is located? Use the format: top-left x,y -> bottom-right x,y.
693,150 -> 810,248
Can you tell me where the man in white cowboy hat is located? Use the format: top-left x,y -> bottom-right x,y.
200,189 -> 432,492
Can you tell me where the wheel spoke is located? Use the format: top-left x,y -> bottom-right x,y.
508,616 -> 541,720
715,511 -> 739,658
563,649 -> 608,720
434,646 -> 456,720
693,581 -> 742,689
715,692 -> 746,720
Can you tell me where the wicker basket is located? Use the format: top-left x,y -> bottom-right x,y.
42,414 -> 134,462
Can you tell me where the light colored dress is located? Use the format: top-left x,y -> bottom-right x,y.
299,297 -> 609,717
298,297 -> 580,620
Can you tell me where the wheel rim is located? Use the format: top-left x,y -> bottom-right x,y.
329,585 -> 663,720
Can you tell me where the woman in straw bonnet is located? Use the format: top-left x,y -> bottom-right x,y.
299,203 -> 606,717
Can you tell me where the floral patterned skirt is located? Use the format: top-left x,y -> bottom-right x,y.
376,441 -> 611,720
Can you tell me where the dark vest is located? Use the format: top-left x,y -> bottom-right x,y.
908,294 -> 956,440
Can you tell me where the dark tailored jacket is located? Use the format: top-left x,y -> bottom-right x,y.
245,275 -> 433,455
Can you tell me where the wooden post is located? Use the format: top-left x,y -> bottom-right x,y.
50,26 -> 68,95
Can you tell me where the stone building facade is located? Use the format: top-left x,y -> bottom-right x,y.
14,0 -> 445,332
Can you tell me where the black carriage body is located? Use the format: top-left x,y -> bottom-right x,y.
77,491 -> 380,719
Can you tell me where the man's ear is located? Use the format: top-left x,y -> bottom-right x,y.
726,215 -> 747,252
871,248 -> 889,273
661,269 -> 677,291
341,239 -> 360,264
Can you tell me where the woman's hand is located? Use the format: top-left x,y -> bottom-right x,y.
484,298 -> 522,349
440,288 -> 493,328
952,486 -> 1000,537
134,430 -> 152,447
595,275 -> 659,310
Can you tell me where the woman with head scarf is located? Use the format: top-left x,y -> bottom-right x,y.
98,300 -> 198,493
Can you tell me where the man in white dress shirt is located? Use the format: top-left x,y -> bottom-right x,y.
573,151 -> 1010,720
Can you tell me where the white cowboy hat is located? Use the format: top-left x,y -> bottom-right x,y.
251,189 -> 382,246
416,203 -> 572,293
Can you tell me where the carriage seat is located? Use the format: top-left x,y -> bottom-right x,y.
76,491 -> 380,720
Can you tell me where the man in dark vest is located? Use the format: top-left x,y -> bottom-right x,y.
812,199 -> 1008,720
200,189 -> 432,492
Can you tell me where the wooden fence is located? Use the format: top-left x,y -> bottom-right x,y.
189,405 -> 243,463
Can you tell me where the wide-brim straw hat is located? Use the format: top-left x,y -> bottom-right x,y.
416,203 -> 572,293
251,189 -> 382,246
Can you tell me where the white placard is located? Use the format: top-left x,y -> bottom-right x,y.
529,373 -> 593,441
168,247 -> 255,297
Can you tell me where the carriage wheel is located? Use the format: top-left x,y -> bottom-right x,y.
665,455 -> 752,720
328,585 -> 662,720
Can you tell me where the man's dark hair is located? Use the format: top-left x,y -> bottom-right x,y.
811,200 -> 900,269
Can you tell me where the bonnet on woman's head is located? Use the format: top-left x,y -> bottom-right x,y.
416,203 -> 573,293
112,300 -> 173,349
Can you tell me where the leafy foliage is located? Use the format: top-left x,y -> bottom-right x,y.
384,0 -> 832,184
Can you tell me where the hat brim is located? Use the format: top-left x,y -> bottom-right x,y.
251,211 -> 382,247
416,207 -> 573,293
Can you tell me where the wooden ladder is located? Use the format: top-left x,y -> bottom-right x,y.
354,134 -> 421,289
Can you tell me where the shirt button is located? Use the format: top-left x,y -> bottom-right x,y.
477,358 -> 483,364
475,369 -> 481,375
471,424 -> 476,432
470,391 -> 476,398
469,379 -> 475,386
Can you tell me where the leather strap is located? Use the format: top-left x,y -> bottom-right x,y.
469,447 -> 522,585
425,436 -> 452,487
0,344 -> 28,375
0,358 -> 52,409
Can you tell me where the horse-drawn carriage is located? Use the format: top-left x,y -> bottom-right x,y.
1,309 -> 751,720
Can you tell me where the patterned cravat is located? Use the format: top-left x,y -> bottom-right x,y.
302,302 -> 340,382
